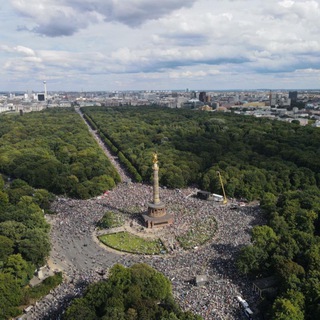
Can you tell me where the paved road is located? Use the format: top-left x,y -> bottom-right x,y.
75,107 -> 130,182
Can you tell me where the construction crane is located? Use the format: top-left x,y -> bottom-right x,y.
217,171 -> 227,204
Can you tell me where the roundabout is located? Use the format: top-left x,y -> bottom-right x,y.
40,182 -> 264,320
95,194 -> 218,254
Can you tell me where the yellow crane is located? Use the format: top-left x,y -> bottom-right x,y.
217,171 -> 227,204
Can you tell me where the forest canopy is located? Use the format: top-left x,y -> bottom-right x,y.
82,106 -> 320,200
0,175 -> 53,319
237,188 -> 320,319
0,108 -> 120,199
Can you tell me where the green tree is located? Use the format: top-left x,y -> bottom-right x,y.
15,196 -> 50,230
83,281 -> 112,311
7,185 -> 34,204
126,308 -> 138,320
260,192 -> 278,213
275,235 -> 300,260
108,264 -> 132,291
274,256 -> 305,291
10,178 -> 29,189
3,253 -> 34,286
0,273 -> 22,319
251,225 -> 278,254
0,174 -> 5,189
90,175 -> 116,195
63,298 -> 97,320
18,228 -> 50,267
161,165 -> 185,188
283,290 -> 305,313
33,189 -> 55,210
0,191 -> 9,206
272,298 -> 304,320
236,245 -> 268,275
0,220 -> 27,243
304,271 -> 320,319
98,211 -> 122,229
306,244 -> 320,272
295,209 -> 317,234
0,235 -> 14,261
130,263 -> 171,301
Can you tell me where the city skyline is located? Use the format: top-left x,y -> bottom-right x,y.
1,0 -> 320,92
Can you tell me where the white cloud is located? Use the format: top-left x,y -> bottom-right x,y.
169,69 -> 221,79
14,45 -> 36,56
279,0 -> 295,8
1,44 -> 35,56
1,0 -> 320,90
10,0 -> 196,36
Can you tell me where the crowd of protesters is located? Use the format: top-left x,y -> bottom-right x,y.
24,180 -> 263,320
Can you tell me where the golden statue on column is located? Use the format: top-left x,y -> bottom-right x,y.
153,152 -> 158,164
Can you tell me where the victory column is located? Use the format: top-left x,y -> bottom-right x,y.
143,152 -> 173,228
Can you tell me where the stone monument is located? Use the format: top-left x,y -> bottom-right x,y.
143,153 -> 174,228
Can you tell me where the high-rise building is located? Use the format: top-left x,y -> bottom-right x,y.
289,91 -> 298,107
37,93 -> 45,101
199,91 -> 207,103
289,91 -> 298,101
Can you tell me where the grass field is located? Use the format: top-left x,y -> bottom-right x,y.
99,231 -> 167,255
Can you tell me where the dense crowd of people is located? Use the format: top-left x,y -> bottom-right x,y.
24,180 -> 263,320
22,111 -> 264,320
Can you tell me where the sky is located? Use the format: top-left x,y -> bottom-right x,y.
1,0 -> 320,92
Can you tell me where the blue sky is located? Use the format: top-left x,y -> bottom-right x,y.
1,0 -> 320,92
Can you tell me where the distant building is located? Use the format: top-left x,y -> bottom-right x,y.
37,93 -> 45,101
199,91 -> 207,103
216,106 -> 228,112
291,118 -> 309,126
242,102 -> 266,108
0,104 -> 14,113
289,91 -> 298,102
176,96 -> 189,108
182,99 -> 203,109
198,105 -> 212,111
211,102 -> 219,109
312,120 -> 320,127
269,91 -> 278,107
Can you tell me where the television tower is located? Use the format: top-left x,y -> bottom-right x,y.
43,81 -> 47,101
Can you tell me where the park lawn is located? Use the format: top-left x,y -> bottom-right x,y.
99,231 -> 166,255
